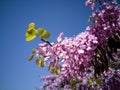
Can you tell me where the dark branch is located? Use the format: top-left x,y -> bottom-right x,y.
41,38 -> 52,46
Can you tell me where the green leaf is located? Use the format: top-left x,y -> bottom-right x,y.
26,22 -> 37,41
37,28 -> 44,36
52,66 -> 60,75
32,48 -> 35,54
70,77 -> 77,89
40,30 -> 50,38
26,29 -> 37,41
37,28 -> 50,38
88,15 -> 92,23
96,78 -> 102,84
29,54 -> 34,61
88,77 -> 93,85
36,59 -> 45,67
28,22 -> 35,29
71,77 -> 77,82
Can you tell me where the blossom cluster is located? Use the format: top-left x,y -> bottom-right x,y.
85,0 -> 96,10
36,31 -> 98,89
35,0 -> 120,90
87,1 -> 120,44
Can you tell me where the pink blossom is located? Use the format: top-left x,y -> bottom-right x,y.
35,0 -> 120,89
36,31 -> 99,89
57,32 -> 64,43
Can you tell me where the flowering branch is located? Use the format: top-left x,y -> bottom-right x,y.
26,0 -> 120,90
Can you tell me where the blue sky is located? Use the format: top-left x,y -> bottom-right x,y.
0,0 -> 92,90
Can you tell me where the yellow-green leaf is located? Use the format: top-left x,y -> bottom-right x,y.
40,30 -> 50,38
71,77 -> 77,83
36,59 -> 45,67
32,48 -> 35,54
29,54 -> 34,61
28,22 -> 35,30
37,28 -> 44,36
52,66 -> 60,75
88,16 -> 92,23
26,29 -> 37,41
88,77 -> 93,85
96,78 -> 102,84
37,28 -> 50,38
70,77 -> 77,89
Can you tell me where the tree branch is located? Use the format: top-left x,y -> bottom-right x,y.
41,38 -> 52,46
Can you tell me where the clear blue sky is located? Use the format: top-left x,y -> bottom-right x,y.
0,0 -> 92,90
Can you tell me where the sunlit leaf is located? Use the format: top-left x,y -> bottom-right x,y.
36,59 -> 45,67
40,30 -> 50,38
37,28 -> 50,38
29,54 -> 34,61
37,28 -> 44,36
26,22 -> 37,41
28,22 -> 35,30
26,28 -> 37,41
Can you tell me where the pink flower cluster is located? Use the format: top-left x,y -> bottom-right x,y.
55,32 -> 98,78
37,31 -> 98,73
35,0 -> 120,89
85,0 -> 96,10
87,2 -> 120,44
36,32 -> 98,89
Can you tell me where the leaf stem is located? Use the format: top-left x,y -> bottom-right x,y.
41,38 -> 52,46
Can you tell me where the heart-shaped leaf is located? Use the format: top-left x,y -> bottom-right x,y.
28,22 -> 35,29
26,22 -> 37,41
37,28 -> 50,38
26,28 -> 37,41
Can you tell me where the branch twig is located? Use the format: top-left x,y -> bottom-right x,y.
41,38 -> 52,46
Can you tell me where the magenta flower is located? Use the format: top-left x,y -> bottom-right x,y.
36,31 -> 99,89
87,2 -> 120,44
85,0 -> 96,10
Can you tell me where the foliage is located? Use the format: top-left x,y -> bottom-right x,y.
25,22 -> 50,42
